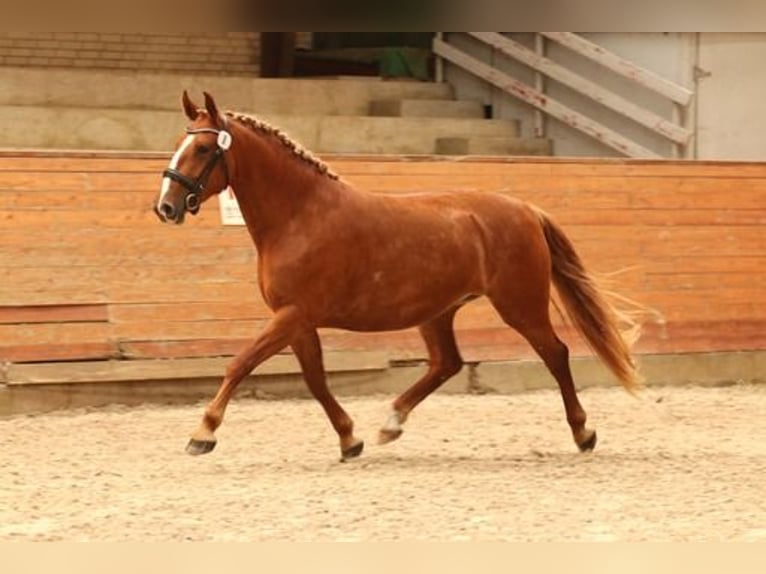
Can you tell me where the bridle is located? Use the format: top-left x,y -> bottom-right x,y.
162,121 -> 232,215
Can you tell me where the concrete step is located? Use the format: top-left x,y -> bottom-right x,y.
370,98 -> 485,119
0,105 -> 520,154
0,67 -> 454,116
317,117 -> 520,154
436,136 -> 553,156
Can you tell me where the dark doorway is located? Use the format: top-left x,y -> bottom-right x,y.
260,33 -> 296,78
292,33 -> 435,80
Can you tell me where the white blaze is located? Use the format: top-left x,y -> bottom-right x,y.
157,134 -> 195,208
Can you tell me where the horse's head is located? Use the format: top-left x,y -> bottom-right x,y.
154,91 -> 233,224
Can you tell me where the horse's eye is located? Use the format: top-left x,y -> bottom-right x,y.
196,145 -> 210,155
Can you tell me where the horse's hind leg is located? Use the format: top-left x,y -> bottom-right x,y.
379,307 -> 463,444
292,330 -> 364,461
490,291 -> 596,452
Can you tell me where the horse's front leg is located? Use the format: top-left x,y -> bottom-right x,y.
291,330 -> 364,461
186,306 -> 304,455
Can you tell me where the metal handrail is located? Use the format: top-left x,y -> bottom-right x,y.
433,33 -> 694,158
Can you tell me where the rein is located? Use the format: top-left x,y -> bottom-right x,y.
162,123 -> 232,215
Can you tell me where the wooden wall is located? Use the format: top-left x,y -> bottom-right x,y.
1,152 -> 763,369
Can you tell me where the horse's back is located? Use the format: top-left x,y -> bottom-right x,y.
375,190 -> 546,255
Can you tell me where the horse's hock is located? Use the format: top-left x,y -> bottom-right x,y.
0,152 -> 764,416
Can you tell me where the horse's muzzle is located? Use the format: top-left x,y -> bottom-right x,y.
155,200 -> 185,225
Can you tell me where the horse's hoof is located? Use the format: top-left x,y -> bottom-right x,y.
340,440 -> 364,462
186,438 -> 217,456
378,428 -> 403,445
577,430 -> 597,452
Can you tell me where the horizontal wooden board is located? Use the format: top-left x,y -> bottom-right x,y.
109,300 -> 271,323
0,322 -> 112,345
111,318 -> 267,341
339,174 -> 766,196
119,338 -> 252,360
2,195 -> 761,228
110,315 -> 766,362
0,304 -> 108,324
0,342 -> 117,363
325,156 -> 766,178
5,350 -> 390,386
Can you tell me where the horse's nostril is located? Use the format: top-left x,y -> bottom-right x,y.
160,202 -> 176,220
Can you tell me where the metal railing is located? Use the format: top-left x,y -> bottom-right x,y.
433,32 -> 694,159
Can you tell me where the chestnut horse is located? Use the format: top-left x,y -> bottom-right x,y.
155,91 -> 641,461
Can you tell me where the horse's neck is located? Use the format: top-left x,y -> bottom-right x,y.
229,135 -> 341,250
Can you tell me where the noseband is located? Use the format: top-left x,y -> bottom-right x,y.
162,124 -> 232,215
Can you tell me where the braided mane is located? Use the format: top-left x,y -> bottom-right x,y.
225,111 -> 339,180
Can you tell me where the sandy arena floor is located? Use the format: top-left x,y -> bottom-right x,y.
1,384 -> 764,541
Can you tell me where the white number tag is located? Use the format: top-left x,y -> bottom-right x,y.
217,131 -> 232,150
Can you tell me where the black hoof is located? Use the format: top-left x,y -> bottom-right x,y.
577,431 -> 598,453
340,440 -> 364,462
186,438 -> 217,456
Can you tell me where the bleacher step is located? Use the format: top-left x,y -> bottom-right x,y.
436,136 -> 553,156
370,98 -> 485,119
0,105 -> 521,154
0,67 -> 454,116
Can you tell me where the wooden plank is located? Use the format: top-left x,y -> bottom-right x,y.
340,173 -> 766,195
6,351 -> 389,385
0,304 -> 108,324
15,256 -> 763,296
0,290 -> 108,306
3,151 -> 765,181
612,271 -> 761,292
0,190 -> 154,210
433,38 -> 661,158
111,319 -> 267,341
0,149 -> 168,161
453,296 -> 763,329
642,256 -> 762,275
0,235 -> 250,260
551,226 -> 765,255
535,209 -> 763,226
2,191 -> 763,229
0,207 -> 232,230
5,357 -> 253,385
119,338 -> 251,360
109,300 -> 271,323
329,158 -> 766,178
0,342 -> 117,363
0,322 -> 111,345
107,280 -> 261,305
2,185 -> 765,214
540,32 -> 694,105
469,32 -> 692,144
3,164 -> 766,196
0,250 -> 255,269
0,281 -> 259,307
118,318 -> 766,362
2,265 -> 256,288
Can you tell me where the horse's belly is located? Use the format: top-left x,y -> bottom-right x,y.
321,273 -> 482,331
323,301 -> 465,332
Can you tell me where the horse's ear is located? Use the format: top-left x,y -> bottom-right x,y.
203,91 -> 224,127
182,90 -> 199,121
